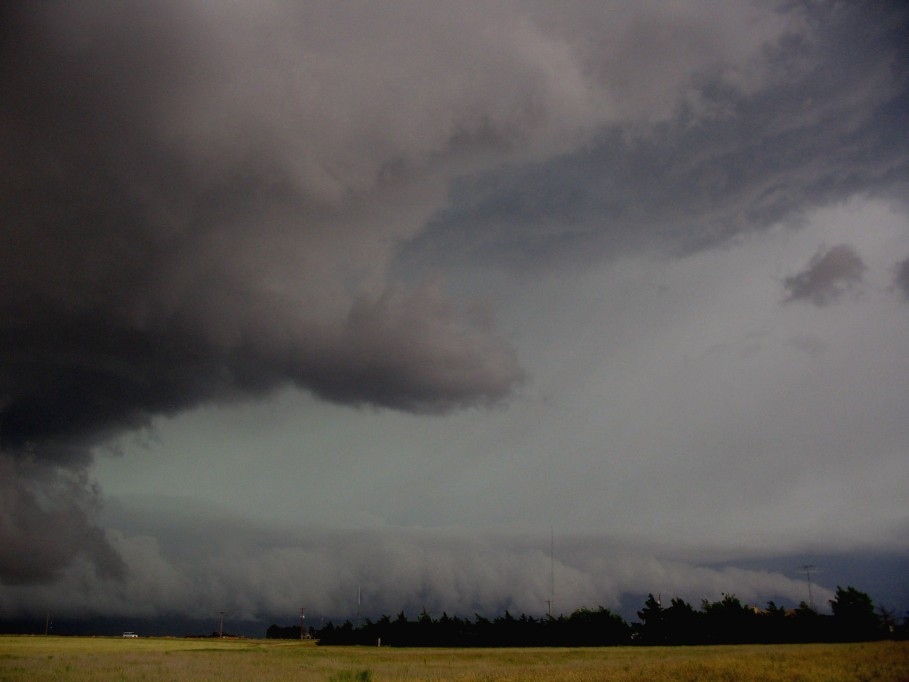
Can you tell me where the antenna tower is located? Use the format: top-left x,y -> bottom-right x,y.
799,564 -> 816,610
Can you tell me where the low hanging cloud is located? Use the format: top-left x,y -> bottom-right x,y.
0,456 -> 125,585
0,498 -> 827,623
782,244 -> 866,306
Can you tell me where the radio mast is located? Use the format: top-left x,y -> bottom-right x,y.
799,564 -> 817,610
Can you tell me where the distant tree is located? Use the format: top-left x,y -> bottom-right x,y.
315,584 -> 888,648
635,594 -> 666,644
663,597 -> 701,645
756,601 -> 789,643
265,623 -> 303,639
830,586 -> 882,641
789,601 -> 834,642
563,607 -> 630,646
877,605 -> 897,637
701,594 -> 757,644
388,611 -> 409,645
436,612 -> 471,646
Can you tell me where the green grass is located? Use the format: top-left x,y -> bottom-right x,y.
1,636 -> 906,681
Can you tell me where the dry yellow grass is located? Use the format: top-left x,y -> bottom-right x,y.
1,636 -> 906,681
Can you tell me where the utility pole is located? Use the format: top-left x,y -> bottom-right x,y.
300,607 -> 305,640
219,611 -> 225,638
799,565 -> 816,610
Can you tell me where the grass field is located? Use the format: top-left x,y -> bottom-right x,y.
1,636 -> 906,681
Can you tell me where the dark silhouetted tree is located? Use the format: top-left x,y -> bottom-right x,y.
877,605 -> 897,638
664,597 -> 702,645
702,594 -> 757,644
562,607 -> 630,646
830,586 -> 882,641
635,594 -> 667,644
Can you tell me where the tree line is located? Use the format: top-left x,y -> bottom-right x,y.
267,586 -> 905,646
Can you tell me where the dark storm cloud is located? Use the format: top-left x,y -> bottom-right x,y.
405,2 -> 909,271
0,2 -> 523,460
1,1 -> 538,583
0,456 -> 125,585
3,0 -> 906,611
782,244 -> 866,306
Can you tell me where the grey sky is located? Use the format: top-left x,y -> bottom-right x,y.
2,1 -> 908,628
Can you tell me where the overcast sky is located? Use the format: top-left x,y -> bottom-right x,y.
2,1 -> 908,631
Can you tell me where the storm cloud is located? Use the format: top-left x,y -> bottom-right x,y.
782,244 -> 866,306
2,1 -> 542,581
2,1 -> 908,623
404,2 -> 909,272
1,2 -> 537,459
0,496 -> 827,625
0,456 -> 125,585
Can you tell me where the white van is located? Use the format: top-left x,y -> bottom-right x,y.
122,632 -> 138,638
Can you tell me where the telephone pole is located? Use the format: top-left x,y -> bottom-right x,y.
300,607 -> 306,640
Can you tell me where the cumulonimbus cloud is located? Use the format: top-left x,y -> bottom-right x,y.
1,2 -> 545,464
2,0 -> 571,584
2,0 -> 801,585
1,1 -> 907,598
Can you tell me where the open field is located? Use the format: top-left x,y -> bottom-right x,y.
1,636 -> 906,682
